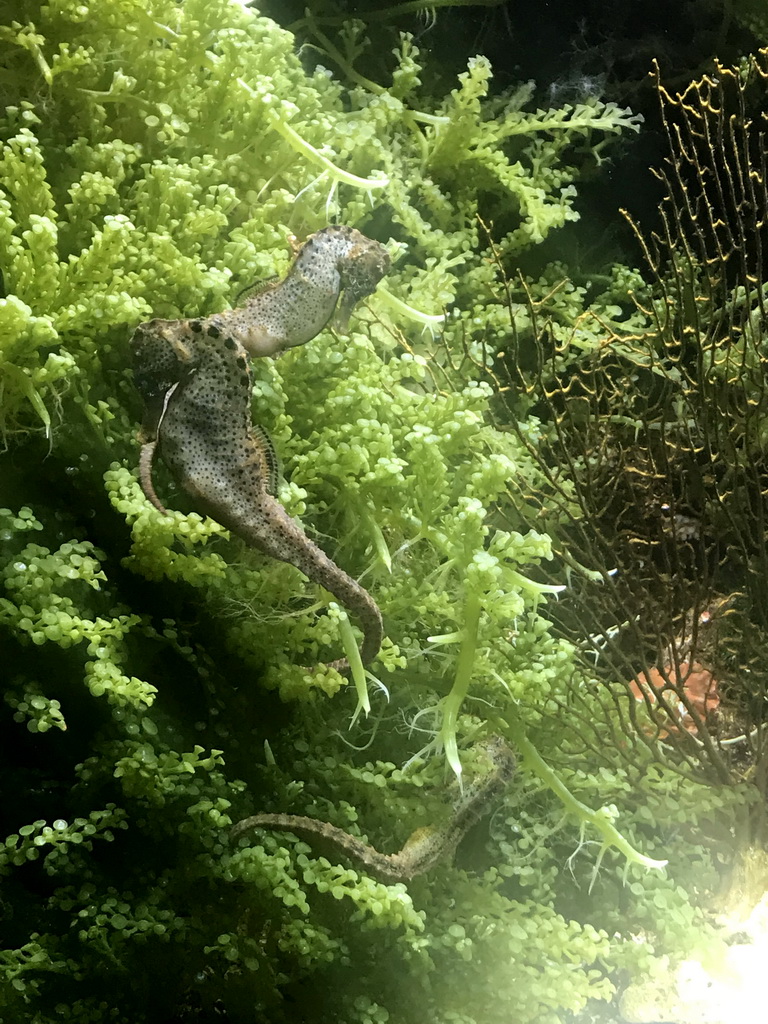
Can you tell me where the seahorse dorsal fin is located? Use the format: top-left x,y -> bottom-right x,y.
253,422 -> 280,495
233,274 -> 280,307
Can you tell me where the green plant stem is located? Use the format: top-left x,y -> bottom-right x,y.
340,611 -> 370,725
504,713 -> 668,870
238,80 -> 389,190
439,587 -> 482,780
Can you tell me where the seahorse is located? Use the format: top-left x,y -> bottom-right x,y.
230,736 -> 516,881
130,226 -> 389,670
221,225 -> 391,356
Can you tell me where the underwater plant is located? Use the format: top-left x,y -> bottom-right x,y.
470,50 -> 768,794
0,2 -> 759,1022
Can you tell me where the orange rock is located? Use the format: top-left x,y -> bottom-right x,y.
629,661 -> 719,737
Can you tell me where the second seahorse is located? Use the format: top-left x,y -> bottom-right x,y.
231,735 -> 516,882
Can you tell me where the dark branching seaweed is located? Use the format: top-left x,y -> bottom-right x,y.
442,52 -> 768,803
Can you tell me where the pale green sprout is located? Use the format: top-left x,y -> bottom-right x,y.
507,569 -> 566,600
360,503 -> 392,572
337,609 -> 371,726
237,78 -> 390,191
437,585 -> 483,782
375,285 -> 446,329
295,14 -> 449,161
1,362 -> 52,438
428,552 -> 566,781
0,22 -> 53,84
560,550 -> 615,584
504,713 -> 668,873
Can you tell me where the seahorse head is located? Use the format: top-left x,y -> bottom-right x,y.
235,226 -> 390,356
130,318 -> 193,443
334,229 -> 391,330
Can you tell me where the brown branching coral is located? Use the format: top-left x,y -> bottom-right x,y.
440,53 -> 768,796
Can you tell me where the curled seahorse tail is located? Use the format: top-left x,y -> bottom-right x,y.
289,537 -> 382,667
359,599 -> 384,666
227,495 -> 383,668
309,567 -> 382,670
138,441 -> 170,515
296,559 -> 382,673
311,599 -> 382,673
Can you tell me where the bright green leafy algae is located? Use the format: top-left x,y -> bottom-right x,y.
0,1 -> 753,1022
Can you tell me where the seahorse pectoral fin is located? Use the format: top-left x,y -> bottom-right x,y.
240,323 -> 285,357
333,291 -> 357,333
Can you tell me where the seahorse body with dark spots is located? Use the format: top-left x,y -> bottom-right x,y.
130,226 -> 389,670
230,735 -> 516,881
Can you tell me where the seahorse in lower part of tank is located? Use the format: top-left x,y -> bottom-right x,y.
129,226 -> 389,670
230,736 -> 517,881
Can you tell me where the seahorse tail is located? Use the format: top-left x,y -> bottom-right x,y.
307,564 -> 382,671
230,812 -> 402,881
138,441 -> 170,515
358,594 -> 384,666
226,496 -> 383,670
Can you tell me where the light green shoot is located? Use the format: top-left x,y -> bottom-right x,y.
2,364 -> 51,439
376,286 -> 446,329
339,611 -> 371,726
504,713 -> 668,872
360,504 -> 392,572
237,79 -> 389,192
436,588 -> 483,783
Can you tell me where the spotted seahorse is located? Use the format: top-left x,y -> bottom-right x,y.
230,736 -> 516,881
130,226 -> 389,669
